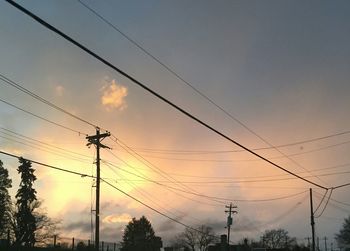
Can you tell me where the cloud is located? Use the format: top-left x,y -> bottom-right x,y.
102,213 -> 132,224
101,80 -> 128,111
157,214 -> 186,233
55,85 -> 64,97
100,201 -> 122,211
100,225 -> 124,242
64,221 -> 91,233
202,217 -> 262,234
231,216 -> 261,232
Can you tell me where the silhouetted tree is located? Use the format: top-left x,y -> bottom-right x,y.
197,225 -> 217,251
176,227 -> 197,251
260,229 -> 296,249
0,160 -> 12,239
173,225 -> 217,251
13,158 -> 37,247
336,215 -> 350,251
120,216 -> 162,251
32,200 -> 61,246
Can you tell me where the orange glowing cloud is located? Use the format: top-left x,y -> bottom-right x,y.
101,80 -> 128,111
102,213 -> 132,224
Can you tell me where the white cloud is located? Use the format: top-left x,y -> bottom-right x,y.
101,80 -> 128,111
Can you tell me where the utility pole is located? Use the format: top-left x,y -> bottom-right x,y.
225,203 -> 238,249
87,128 -> 110,251
317,237 -> 320,251
310,188 -> 316,251
324,237 -> 328,251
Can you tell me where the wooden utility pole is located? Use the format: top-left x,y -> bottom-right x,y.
87,128 -> 110,251
310,188 -> 316,251
225,203 -> 237,249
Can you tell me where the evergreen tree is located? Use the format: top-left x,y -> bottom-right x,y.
121,216 -> 162,251
0,159 -> 12,239
14,157 -> 37,247
336,215 -> 350,251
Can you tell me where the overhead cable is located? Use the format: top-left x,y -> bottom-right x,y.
103,159 -> 308,203
126,129 -> 350,155
0,149 -> 205,235
0,73 -> 98,129
0,97 -> 87,136
315,188 -> 333,218
6,0 -> 327,190
0,150 -> 93,178
110,139 -> 201,194
77,0 -> 327,186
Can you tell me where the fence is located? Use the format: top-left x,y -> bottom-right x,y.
1,235 -> 121,251
57,236 -> 119,251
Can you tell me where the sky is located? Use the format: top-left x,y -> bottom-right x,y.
1,0 -> 350,248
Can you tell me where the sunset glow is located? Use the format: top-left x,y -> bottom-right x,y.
0,1 -> 350,249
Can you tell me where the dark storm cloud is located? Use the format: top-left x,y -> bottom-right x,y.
157,214 -> 186,233
64,221 -> 91,233
231,216 -> 261,232
100,225 -> 124,243
203,216 -> 261,234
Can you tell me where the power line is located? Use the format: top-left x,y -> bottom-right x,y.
315,189 -> 333,218
114,137 -> 329,190
134,162 -> 350,180
103,160 -> 226,205
314,190 -> 329,215
110,138 -> 202,195
0,134 -> 91,164
105,165 -> 202,226
328,198 -> 350,207
102,156 -> 317,190
332,182 -> 350,190
0,73 -> 209,196
0,73 -> 98,129
0,127 -> 91,160
326,201 -> 350,214
254,194 -> 309,230
100,151 -> 350,184
125,129 -> 350,155
76,0 -> 327,187
5,0 -> 327,190
0,150 -> 93,178
313,190 -> 350,207
103,159 -> 308,203
102,169 -> 350,185
101,178 -> 210,235
0,149 -> 206,236
3,113 -> 343,190
104,152 -> 224,207
0,97 -> 87,136
131,139 -> 350,163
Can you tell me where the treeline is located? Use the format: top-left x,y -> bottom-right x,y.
0,158 -> 59,249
